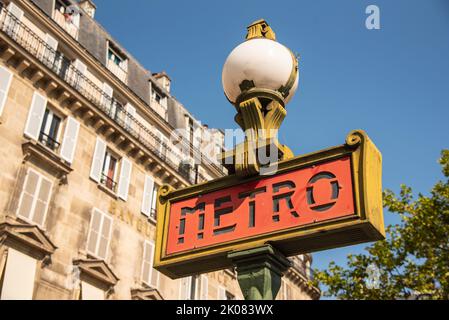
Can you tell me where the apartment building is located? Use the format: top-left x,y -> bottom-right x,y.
0,0 -> 319,300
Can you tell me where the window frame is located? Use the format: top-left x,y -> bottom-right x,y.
39,107 -> 63,152
149,184 -> 158,222
100,150 -> 119,192
106,42 -> 127,70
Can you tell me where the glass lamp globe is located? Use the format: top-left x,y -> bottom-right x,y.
222,37 -> 299,107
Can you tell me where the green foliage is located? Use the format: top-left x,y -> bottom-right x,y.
313,150 -> 449,300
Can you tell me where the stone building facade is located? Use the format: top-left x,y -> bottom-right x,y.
0,0 -> 319,300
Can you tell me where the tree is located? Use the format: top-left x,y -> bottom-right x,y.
313,150 -> 449,299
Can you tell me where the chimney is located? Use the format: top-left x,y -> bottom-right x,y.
152,71 -> 171,93
78,0 -> 96,19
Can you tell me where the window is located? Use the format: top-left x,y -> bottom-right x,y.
179,275 -> 207,300
24,92 -> 80,164
0,65 -> 13,117
100,151 -> 118,192
151,89 -> 161,104
39,108 -> 62,151
155,130 -> 168,159
107,43 -> 127,82
0,248 -> 37,300
90,138 -> 133,201
179,277 -> 192,300
141,241 -> 159,288
86,208 -> 113,260
198,274 -> 208,300
54,0 -> 80,39
150,89 -> 168,119
16,168 -> 53,227
217,286 -> 234,300
150,185 -> 158,221
108,48 -> 123,67
305,260 -> 312,279
141,175 -> 156,219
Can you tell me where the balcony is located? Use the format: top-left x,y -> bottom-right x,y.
0,6 -> 217,185
53,9 -> 78,40
107,58 -> 127,84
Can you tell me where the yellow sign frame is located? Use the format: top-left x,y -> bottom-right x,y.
154,130 -> 384,279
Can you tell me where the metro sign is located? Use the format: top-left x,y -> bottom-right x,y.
154,130 -> 384,278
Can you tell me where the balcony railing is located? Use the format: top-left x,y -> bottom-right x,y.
0,7 -> 216,184
100,173 -> 117,192
39,131 -> 60,151
53,9 -> 78,40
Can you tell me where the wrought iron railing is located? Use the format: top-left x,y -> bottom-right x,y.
0,6 -> 220,183
100,173 -> 117,192
39,131 -> 60,151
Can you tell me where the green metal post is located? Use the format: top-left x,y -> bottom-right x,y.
227,244 -> 291,300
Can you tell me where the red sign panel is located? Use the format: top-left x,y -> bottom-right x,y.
166,156 -> 355,255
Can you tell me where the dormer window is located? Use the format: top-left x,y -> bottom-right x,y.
106,42 -> 128,83
53,0 -> 79,39
150,87 -> 168,120
108,47 -> 124,67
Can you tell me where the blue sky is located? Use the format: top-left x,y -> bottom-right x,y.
94,0 -> 449,281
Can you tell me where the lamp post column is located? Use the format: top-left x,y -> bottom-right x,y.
227,245 -> 291,300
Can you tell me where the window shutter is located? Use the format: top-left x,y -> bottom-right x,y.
101,82 -> 113,108
24,91 -> 47,140
31,175 -> 52,226
73,59 -> 87,74
141,241 -> 159,288
124,103 -> 135,129
141,241 -> 151,285
200,275 -> 208,300
149,241 -> 159,288
218,286 -> 227,300
45,34 -> 58,50
97,213 -> 112,260
17,169 -> 40,220
86,208 -> 102,255
117,157 -> 132,201
0,248 -> 37,300
44,33 -> 58,67
150,186 -> 158,219
60,116 -> 80,164
89,137 -> 106,182
141,175 -> 154,217
179,277 -> 192,300
193,125 -> 202,150
0,66 -> 13,116
7,2 -> 24,20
